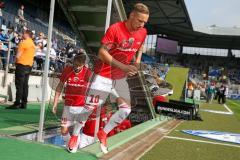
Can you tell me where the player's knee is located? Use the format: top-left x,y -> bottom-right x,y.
119,103 -> 131,118
116,97 -> 131,107
116,97 -> 125,105
110,106 -> 131,125
121,107 -> 131,117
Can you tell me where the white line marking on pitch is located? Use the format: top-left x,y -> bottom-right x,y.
223,104 -> 233,114
165,136 -> 240,148
201,109 -> 233,115
228,100 -> 239,106
135,121 -> 183,160
201,103 -> 234,115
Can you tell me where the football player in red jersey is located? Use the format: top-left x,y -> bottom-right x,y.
84,3 -> 149,153
52,53 -> 92,153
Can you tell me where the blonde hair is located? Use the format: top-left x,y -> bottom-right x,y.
133,3 -> 149,14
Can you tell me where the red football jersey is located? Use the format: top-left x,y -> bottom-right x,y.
94,21 -> 147,79
60,65 -> 92,107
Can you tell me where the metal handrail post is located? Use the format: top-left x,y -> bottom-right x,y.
3,41 -> 12,87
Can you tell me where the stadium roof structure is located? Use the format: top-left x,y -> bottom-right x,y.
58,0 -> 240,53
195,26 -> 240,36
58,0 -> 125,53
123,0 -> 240,50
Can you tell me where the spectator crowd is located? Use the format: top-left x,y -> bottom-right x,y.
0,1 -> 83,73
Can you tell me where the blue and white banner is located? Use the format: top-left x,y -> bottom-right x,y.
229,94 -> 240,100
182,130 -> 240,144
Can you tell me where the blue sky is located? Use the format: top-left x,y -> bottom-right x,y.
185,0 -> 240,27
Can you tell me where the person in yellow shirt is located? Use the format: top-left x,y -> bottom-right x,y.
6,30 -> 36,109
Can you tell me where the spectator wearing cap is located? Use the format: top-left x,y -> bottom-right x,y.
6,30 -> 35,109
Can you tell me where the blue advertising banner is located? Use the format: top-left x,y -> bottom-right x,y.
229,94 -> 240,100
182,130 -> 240,145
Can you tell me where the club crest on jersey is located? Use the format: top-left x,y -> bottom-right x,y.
117,38 -> 138,52
120,38 -> 135,49
73,77 -> 79,82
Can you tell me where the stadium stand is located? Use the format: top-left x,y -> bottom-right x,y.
160,53 -> 240,85
157,52 -> 240,100
0,0 -> 80,73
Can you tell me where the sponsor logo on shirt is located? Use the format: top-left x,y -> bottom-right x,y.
66,83 -> 85,87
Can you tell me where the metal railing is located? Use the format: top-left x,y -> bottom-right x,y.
0,41 -> 66,87
0,41 -> 12,87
